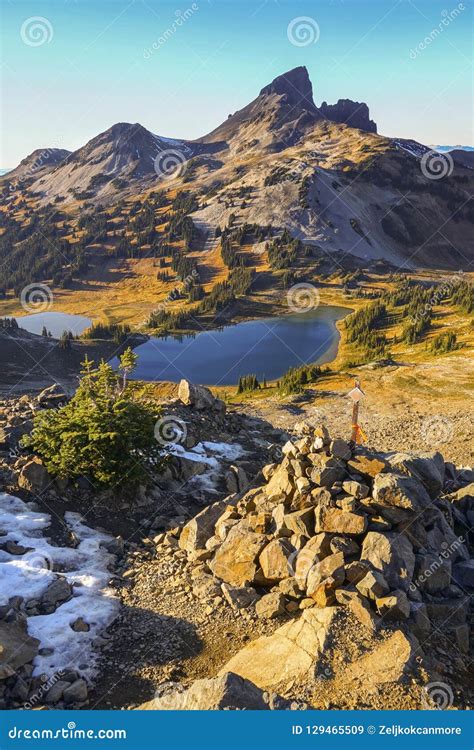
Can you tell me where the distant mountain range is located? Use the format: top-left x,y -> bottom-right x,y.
1,66 -> 473,270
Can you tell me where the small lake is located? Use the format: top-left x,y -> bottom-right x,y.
10,312 -> 92,338
119,306 -> 349,386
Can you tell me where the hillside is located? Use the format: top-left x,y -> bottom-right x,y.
1,67 -> 472,315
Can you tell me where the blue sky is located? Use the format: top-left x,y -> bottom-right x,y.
1,0 -> 472,166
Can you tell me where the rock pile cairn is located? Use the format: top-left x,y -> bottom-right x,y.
178,422 -> 473,650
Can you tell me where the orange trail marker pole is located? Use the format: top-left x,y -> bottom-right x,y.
347,378 -> 366,447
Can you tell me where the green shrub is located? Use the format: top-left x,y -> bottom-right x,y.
23,351 -> 161,489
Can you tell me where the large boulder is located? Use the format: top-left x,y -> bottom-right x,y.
414,554 -> 452,593
361,532 -> 415,591
388,452 -> 445,499
210,524 -> 268,586
18,458 -> 51,494
0,620 -> 39,679
265,466 -> 295,503
138,672 -> 274,710
178,379 -> 222,411
306,552 -> 345,598
372,473 -> 432,515
179,502 -> 227,552
218,607 -> 338,689
315,507 -> 367,535
259,539 -> 294,581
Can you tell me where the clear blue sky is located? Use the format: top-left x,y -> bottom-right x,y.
1,0 -> 472,166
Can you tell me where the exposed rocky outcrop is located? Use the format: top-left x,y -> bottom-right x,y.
318,99 -> 377,134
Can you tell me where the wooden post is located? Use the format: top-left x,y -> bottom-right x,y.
351,398 -> 359,445
348,378 -> 365,447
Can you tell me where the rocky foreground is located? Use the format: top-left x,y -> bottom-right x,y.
0,383 -> 473,710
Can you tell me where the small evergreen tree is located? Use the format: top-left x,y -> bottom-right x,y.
23,356 -> 160,489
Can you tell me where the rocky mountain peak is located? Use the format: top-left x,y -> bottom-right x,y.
318,98 -> 377,134
259,66 -> 316,111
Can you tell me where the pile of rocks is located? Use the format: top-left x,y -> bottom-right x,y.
177,423 -> 473,651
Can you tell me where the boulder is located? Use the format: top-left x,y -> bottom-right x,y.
356,570 -> 389,600
0,620 -> 39,679
259,539 -> 294,581
306,552 -> 345,597
414,554 -> 452,594
221,583 -> 259,610
361,532 -> 415,591
347,454 -> 389,478
178,379 -> 219,411
283,508 -> 314,536
310,576 -> 339,607
308,461 -> 346,487
265,466 -> 295,502
45,680 -> 70,703
345,560 -> 371,584
329,439 -> 351,460
211,525 -> 268,587
279,577 -> 304,599
388,452 -> 444,499
329,536 -> 360,558
138,672 -> 278,710
42,577 -> 72,608
452,560 -> 474,589
218,607 -> 338,689
409,602 -> 431,641
373,473 -> 432,514
62,679 -> 88,704
18,458 -> 51,494
179,502 -> 227,552
294,546 -> 322,587
342,481 -> 369,499
315,507 -> 367,535
255,592 -> 286,619
376,589 -> 411,620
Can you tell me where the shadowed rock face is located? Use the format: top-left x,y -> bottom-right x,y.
318,98 -> 377,134
259,66 -> 317,112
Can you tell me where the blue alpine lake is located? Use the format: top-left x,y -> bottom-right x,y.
116,306 -> 349,386
10,312 -> 92,338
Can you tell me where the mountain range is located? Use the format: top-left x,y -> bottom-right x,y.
1,66 -> 473,270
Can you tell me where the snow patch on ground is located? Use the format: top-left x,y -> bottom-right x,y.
0,493 -> 120,680
392,138 -> 430,159
168,441 -> 245,493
